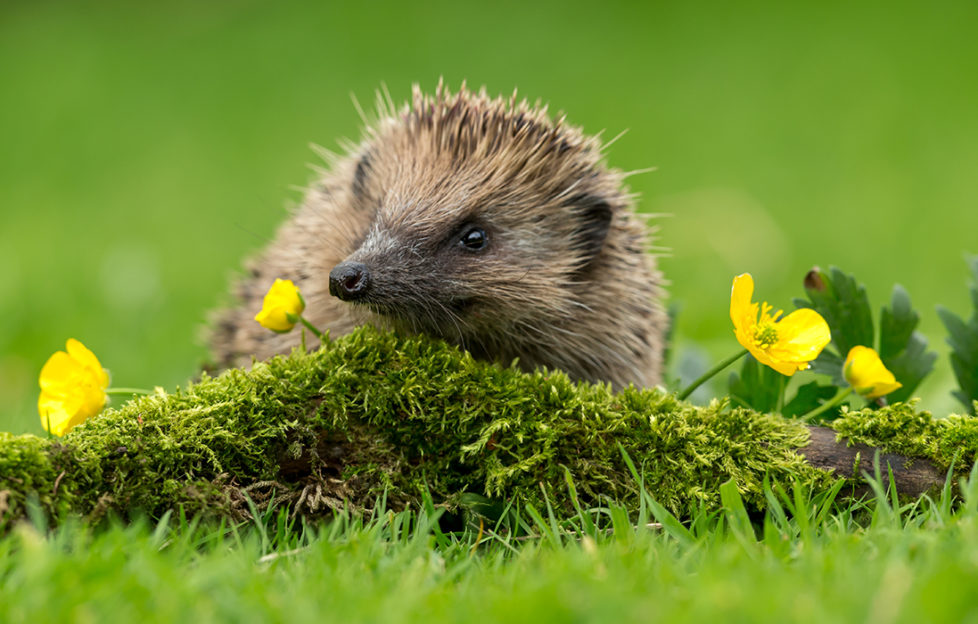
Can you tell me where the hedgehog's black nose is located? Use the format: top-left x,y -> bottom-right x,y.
329,261 -> 371,301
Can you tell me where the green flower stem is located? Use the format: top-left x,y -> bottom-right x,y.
802,386 -> 853,422
106,388 -> 152,396
677,349 -> 749,401
298,316 -> 325,341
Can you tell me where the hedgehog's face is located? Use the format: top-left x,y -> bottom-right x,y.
325,105 -> 622,348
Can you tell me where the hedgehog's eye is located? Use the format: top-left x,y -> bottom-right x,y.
459,226 -> 488,251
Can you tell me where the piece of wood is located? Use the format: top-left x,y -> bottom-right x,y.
798,426 -> 945,497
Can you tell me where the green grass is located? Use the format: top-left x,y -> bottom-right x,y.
4,469 -> 978,623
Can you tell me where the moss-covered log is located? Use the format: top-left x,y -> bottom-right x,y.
2,327 -> 976,531
799,427 -> 943,497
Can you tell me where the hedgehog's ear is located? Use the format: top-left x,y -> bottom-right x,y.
571,198 -> 613,271
351,150 -> 373,204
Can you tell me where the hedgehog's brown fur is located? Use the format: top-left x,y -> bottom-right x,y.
211,82 -> 668,390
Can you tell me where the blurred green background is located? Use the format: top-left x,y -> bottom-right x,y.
2,0 -> 976,433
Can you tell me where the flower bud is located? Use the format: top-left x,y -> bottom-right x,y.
843,346 -> 902,400
254,279 -> 306,333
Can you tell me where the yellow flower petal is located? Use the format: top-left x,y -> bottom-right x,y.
750,349 -> 802,377
38,339 -> 109,436
66,338 -> 110,389
730,273 -> 756,330
39,390 -> 89,437
769,308 -> 832,362
38,351 -> 80,394
730,273 -> 831,377
254,279 -> 305,332
843,346 -> 902,399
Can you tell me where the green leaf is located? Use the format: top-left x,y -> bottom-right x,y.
884,333 -> 937,404
807,349 -> 845,386
878,285 -> 917,360
794,266 -> 875,357
728,354 -> 781,413
797,267 -> 935,405
782,381 -> 839,419
939,306 -> 978,356
947,350 -> 977,412
879,284 -> 936,403
938,256 -> 978,414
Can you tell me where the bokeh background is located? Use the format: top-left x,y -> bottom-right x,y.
2,0 -> 976,433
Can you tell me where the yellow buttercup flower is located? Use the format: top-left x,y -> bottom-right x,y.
255,279 -> 305,332
38,338 -> 110,436
730,273 -> 831,376
843,346 -> 902,399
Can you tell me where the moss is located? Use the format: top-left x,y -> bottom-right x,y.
832,401 -> 978,472
3,326 -> 975,530
0,433 -> 73,532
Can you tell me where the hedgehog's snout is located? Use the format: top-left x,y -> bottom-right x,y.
329,261 -> 371,301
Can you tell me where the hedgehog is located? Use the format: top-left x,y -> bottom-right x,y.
211,82 -> 668,390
